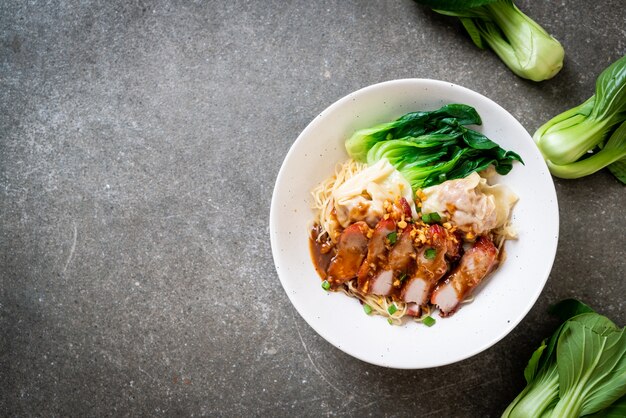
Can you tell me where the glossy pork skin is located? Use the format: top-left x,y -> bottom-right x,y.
431,236 -> 498,317
326,221 -> 369,285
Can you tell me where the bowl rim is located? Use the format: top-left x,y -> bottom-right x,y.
270,78 -> 559,368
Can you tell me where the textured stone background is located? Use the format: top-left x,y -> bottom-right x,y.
1,0 -> 624,416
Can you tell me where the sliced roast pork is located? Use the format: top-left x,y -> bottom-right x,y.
326,221 -> 369,285
400,224 -> 450,307
391,197 -> 413,220
388,225 -> 415,272
366,224 -> 416,297
406,302 -> 421,317
431,236 -> 499,317
357,218 -> 396,292
368,269 -> 394,296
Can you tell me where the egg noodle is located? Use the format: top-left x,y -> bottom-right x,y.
311,159 -> 366,244
341,280 -> 433,325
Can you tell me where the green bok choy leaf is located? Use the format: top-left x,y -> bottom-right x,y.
344,104 -> 523,190
345,103 -> 481,162
502,299 -> 626,418
546,121 -> 626,180
414,0 -> 564,81
534,54 -> 626,183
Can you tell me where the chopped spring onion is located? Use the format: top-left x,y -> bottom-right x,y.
321,280 -> 331,291
399,273 -> 408,282
422,212 -> 441,224
423,316 -> 436,327
424,248 -> 437,260
386,231 -> 398,245
387,318 -> 393,325
388,304 -> 398,315
363,304 -> 372,315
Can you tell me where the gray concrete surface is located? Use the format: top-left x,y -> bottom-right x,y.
1,0 -> 624,416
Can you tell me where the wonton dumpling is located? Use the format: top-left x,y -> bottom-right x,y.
333,159 -> 416,228
421,172 -> 518,235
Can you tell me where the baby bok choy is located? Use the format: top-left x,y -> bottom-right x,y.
546,121 -> 626,181
534,54 -> 626,183
414,0 -> 564,81
344,104 -> 523,190
502,299 -> 626,418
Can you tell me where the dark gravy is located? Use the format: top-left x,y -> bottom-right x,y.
309,225 -> 335,279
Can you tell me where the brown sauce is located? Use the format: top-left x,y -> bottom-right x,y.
309,225 -> 335,280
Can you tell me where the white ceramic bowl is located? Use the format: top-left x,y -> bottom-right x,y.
270,79 -> 558,369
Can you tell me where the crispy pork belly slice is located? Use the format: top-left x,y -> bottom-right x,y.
357,218 -> 396,290
327,222 -> 369,284
388,225 -> 414,272
367,269 -> 394,296
431,236 -> 499,317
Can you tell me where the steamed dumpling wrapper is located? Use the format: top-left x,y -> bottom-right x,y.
333,159 -> 417,228
420,172 -> 518,236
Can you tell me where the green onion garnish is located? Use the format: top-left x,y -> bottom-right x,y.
363,304 -> 372,315
424,248 -> 437,260
423,316 -> 436,327
387,231 -> 397,245
399,273 -> 408,282
321,280 -> 331,291
422,212 -> 441,224
387,304 -> 398,315
387,318 -> 393,325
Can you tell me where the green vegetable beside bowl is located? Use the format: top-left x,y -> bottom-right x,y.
414,0 -> 564,82
534,54 -> 626,183
502,299 -> 626,418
